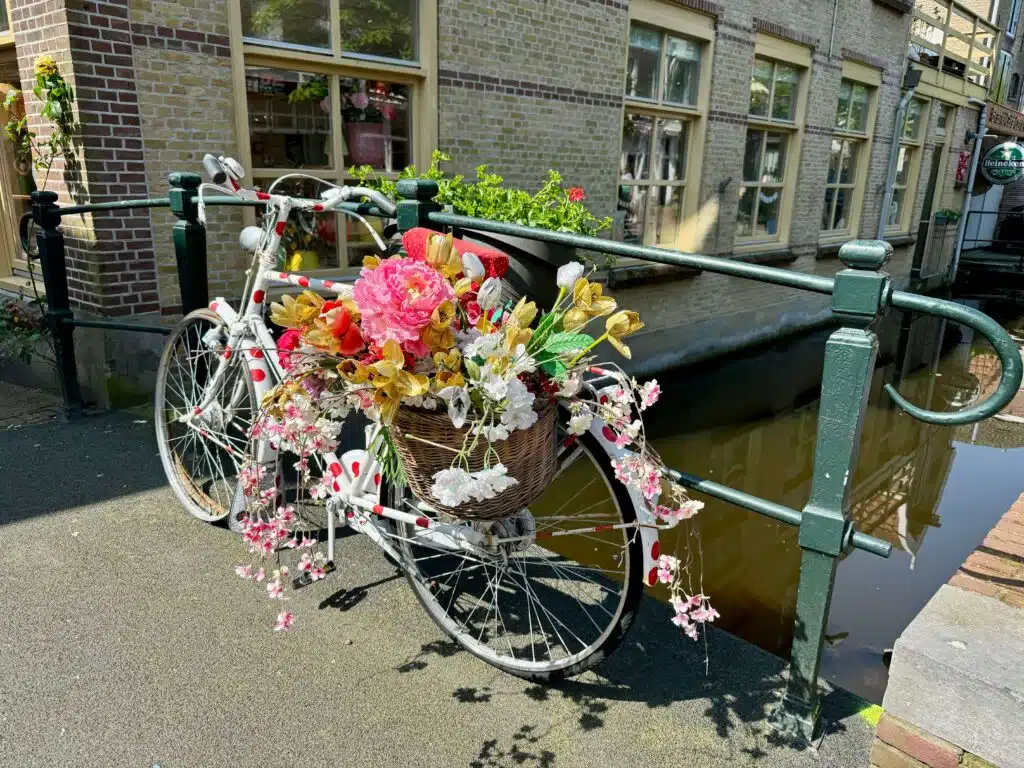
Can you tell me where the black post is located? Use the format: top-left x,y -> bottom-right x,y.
168,172 -> 208,316
32,190 -> 84,419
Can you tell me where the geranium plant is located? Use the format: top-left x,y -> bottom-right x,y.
237,228 -> 716,638
350,150 -> 612,237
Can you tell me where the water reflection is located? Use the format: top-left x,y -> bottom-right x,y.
646,304 -> 1024,704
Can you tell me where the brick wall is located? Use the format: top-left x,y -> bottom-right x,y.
128,0 -> 241,314
437,0 -> 921,362
437,0 -> 627,219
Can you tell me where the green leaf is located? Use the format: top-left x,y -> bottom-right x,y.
539,357 -> 567,380
543,332 -> 593,355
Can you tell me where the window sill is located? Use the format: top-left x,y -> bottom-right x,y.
604,262 -> 701,289
731,246 -> 797,265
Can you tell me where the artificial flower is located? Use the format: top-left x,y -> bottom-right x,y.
276,328 -> 302,370
353,256 -> 455,356
461,251 -> 486,281
567,186 -> 586,203
274,611 -> 296,631
605,310 -> 644,359
476,277 -> 503,310
556,261 -> 584,289
270,291 -> 323,329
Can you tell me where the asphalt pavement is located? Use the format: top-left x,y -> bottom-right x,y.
0,411 -> 875,767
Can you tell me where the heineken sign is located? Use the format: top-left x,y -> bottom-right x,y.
980,142 -> 1024,185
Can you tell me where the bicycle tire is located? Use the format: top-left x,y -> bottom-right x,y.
387,426 -> 644,682
155,308 -> 257,523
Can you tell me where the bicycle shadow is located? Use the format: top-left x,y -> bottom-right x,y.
398,595 -> 866,764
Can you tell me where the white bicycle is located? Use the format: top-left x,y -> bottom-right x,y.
154,155 -> 664,680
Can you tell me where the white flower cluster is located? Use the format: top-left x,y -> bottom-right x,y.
430,464 -> 520,507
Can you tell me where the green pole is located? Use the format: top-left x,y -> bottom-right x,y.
395,178 -> 441,235
771,239 -> 893,743
168,172 -> 208,315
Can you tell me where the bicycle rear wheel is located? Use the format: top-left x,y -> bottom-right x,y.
387,427 -> 644,681
155,309 -> 257,522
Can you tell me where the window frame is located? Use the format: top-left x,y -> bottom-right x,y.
820,64 -> 880,243
617,0 -> 714,250
886,97 -> 931,235
227,0 -> 438,276
735,35 -> 811,250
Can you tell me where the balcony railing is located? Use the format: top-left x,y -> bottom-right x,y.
911,0 -> 999,88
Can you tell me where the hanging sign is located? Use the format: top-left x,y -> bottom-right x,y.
979,141 -> 1024,185
986,101 -> 1024,137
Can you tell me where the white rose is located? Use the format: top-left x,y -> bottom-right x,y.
477,277 -> 503,310
461,251 -> 486,281
556,261 -> 584,289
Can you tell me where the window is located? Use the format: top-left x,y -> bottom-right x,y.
994,51 -> 1013,104
821,78 -> 875,236
888,99 -> 929,232
737,46 -> 808,246
1009,0 -> 1023,37
619,3 -> 713,248
232,0 -> 436,274
1011,73 -> 1022,102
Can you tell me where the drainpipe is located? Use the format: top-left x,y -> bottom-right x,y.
949,98 -> 988,284
877,86 -> 918,239
828,0 -> 840,59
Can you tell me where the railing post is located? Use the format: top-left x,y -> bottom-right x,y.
32,190 -> 84,420
771,239 -> 893,743
168,171 -> 208,315
395,178 -> 440,235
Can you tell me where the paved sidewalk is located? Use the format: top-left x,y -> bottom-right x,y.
0,413 -> 876,767
0,380 -> 62,429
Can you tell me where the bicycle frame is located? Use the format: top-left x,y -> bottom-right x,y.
181,180 -> 665,587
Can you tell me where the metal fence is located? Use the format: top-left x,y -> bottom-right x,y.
20,174 -> 1023,745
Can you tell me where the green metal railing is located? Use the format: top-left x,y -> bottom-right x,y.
21,173 -> 1023,745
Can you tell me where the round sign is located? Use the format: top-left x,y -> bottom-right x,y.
980,141 -> 1024,185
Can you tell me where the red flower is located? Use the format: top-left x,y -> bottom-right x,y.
326,306 -> 364,356
567,186 -> 586,203
277,329 -> 302,371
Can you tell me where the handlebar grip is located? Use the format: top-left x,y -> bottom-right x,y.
202,154 -> 227,185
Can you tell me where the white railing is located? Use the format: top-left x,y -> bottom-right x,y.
911,0 -> 1000,88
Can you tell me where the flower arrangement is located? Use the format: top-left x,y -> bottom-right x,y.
237,228 -> 716,637
349,150 -> 612,237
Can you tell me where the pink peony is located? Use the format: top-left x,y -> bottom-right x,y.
349,91 -> 370,110
353,258 -> 454,356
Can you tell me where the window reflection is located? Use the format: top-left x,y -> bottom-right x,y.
246,68 -> 332,169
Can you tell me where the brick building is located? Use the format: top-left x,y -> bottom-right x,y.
0,0 -> 1020,400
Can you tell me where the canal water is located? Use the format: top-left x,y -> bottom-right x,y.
645,300 -> 1024,704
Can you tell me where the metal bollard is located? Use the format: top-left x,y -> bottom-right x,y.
31,190 -> 84,420
168,172 -> 209,316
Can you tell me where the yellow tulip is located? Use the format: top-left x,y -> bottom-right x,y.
604,310 -> 644,359
270,291 -> 322,329
422,324 -> 455,352
337,359 -> 370,384
563,307 -> 588,333
430,300 -> 456,329
435,370 -> 466,389
510,296 -> 537,328
453,277 -> 473,297
572,278 -> 616,317
362,254 -> 381,270
433,348 -> 461,371
380,339 -> 405,366
373,383 -> 402,424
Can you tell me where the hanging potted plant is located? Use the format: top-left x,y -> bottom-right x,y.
342,81 -> 400,168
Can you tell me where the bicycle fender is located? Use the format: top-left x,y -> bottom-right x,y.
587,406 -> 662,589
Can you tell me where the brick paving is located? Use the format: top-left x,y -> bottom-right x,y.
949,492 -> 1024,611
0,381 -> 62,429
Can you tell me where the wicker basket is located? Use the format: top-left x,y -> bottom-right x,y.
390,401 -> 558,521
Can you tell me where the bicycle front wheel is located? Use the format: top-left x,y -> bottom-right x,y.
387,427 -> 644,681
155,309 -> 257,522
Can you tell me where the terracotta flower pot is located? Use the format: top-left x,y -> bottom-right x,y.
346,122 -> 385,167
